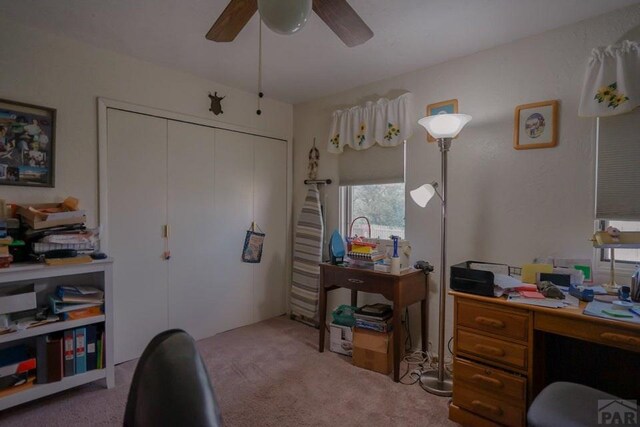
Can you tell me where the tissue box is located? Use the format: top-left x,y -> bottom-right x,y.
329,323 -> 353,356
0,284 -> 36,315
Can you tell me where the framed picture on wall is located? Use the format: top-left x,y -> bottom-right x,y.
0,98 -> 55,187
426,99 -> 458,143
513,100 -> 558,150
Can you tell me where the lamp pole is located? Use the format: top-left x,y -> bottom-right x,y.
420,137 -> 453,396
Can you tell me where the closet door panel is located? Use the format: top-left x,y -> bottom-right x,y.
253,138 -> 288,320
167,121 -> 216,340
107,109 -> 168,364
212,129 -> 254,331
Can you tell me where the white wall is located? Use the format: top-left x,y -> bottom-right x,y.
292,5 -> 640,351
0,17 -> 292,227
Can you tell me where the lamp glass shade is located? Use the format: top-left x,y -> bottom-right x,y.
258,0 -> 312,35
418,113 -> 472,139
410,184 -> 436,208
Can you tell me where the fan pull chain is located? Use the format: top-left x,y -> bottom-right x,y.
256,17 -> 263,115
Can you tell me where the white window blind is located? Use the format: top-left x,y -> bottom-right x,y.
596,107 -> 640,220
338,142 -> 405,186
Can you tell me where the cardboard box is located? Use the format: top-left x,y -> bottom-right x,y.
330,323 -> 353,356
17,203 -> 86,230
352,328 -> 393,375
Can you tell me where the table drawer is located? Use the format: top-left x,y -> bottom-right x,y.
457,329 -> 527,370
324,268 -> 395,294
454,357 -> 526,401
453,383 -> 525,427
457,300 -> 529,341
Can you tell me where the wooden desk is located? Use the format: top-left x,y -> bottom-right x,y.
449,291 -> 640,427
318,263 -> 429,382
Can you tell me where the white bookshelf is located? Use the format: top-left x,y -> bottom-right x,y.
0,260 -> 114,411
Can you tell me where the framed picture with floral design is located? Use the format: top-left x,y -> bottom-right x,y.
513,100 -> 558,150
426,99 -> 458,143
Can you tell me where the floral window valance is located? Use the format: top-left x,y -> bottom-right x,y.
579,40 -> 639,117
327,93 -> 413,153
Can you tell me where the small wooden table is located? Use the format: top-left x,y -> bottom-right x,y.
318,263 -> 429,382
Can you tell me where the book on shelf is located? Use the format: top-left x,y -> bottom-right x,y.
56,286 -> 104,304
355,303 -> 392,320
63,330 -> 75,377
46,337 -> 64,382
353,312 -> 392,322
49,296 -> 102,314
61,306 -> 102,321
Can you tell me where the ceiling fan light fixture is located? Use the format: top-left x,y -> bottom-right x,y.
257,0 -> 312,35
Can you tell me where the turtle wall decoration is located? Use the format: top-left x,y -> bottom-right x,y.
208,92 -> 225,115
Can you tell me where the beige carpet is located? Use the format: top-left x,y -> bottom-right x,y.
0,316 -> 453,426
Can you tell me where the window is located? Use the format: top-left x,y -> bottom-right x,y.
340,183 -> 405,240
600,220 -> 640,264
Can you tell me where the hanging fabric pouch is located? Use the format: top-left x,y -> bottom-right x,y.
242,222 -> 265,263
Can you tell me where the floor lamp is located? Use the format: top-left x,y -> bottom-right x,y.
410,112 -> 472,396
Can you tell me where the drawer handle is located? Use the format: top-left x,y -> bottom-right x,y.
474,344 -> 506,357
471,374 -> 504,389
471,400 -> 503,416
600,332 -> 640,347
347,278 -> 364,284
474,316 -> 505,329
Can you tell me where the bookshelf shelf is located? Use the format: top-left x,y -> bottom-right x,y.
0,260 -> 114,411
0,369 -> 106,411
0,315 -> 106,345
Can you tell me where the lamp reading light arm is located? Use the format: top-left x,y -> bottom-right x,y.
429,181 -> 444,203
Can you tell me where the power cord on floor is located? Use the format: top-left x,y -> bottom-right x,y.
399,337 -> 455,386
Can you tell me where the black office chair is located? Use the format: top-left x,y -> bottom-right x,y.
528,382 -> 620,427
123,329 -> 223,427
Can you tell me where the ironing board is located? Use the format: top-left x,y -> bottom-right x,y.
290,185 -> 324,325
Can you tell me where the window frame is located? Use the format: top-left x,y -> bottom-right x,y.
339,183 -> 406,242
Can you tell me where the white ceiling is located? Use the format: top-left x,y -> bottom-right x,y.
1,0 -> 638,104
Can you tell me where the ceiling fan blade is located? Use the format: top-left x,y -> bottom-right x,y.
312,0 -> 373,47
206,0 -> 258,42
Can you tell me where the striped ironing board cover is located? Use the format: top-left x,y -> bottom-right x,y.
290,185 -> 324,325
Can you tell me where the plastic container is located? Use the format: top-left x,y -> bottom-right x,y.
331,305 -> 357,327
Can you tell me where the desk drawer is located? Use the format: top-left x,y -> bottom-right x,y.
535,313 -> 640,353
457,300 -> 529,341
453,382 -> 525,427
454,357 -> 526,401
457,329 -> 527,370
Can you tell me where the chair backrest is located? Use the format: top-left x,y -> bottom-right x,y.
123,329 -> 223,427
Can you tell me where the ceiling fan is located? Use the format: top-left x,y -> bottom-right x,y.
206,0 -> 374,47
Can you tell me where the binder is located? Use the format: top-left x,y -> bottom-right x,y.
35,336 -> 49,384
74,327 -> 87,374
46,338 -> 63,382
63,330 -> 75,377
85,325 -> 97,371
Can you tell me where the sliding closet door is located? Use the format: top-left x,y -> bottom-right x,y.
107,109 -> 168,364
212,129 -> 254,331
167,121 -> 217,340
253,138 -> 287,320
